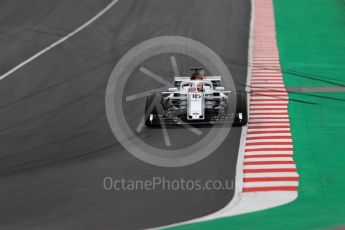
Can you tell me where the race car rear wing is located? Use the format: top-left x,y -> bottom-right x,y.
173,76 -> 222,87
174,76 -> 190,82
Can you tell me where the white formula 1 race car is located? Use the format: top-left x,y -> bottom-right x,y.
144,68 -> 247,127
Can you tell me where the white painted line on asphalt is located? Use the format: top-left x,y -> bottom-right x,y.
243,181 -> 299,187
246,139 -> 292,143
244,164 -> 296,169
253,68 -> 282,71
249,114 -> 289,117
248,120 -> 290,123
244,172 -> 299,178
250,108 -> 287,111
246,131 -> 291,136
251,75 -> 283,77
248,125 -> 291,128
251,81 -> 285,84
250,106 -> 288,109
250,91 -> 288,94
244,157 -> 294,162
250,96 -> 288,99
251,84 -> 285,87
244,151 -> 293,155
249,118 -> 289,124
248,121 -> 290,124
250,101 -> 288,104
250,111 -> 289,114
251,79 -> 284,82
0,0 -> 119,81
250,105 -> 288,109
246,145 -> 293,150
247,128 -> 291,133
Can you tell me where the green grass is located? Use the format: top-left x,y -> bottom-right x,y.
171,0 -> 345,229
276,0 -> 345,87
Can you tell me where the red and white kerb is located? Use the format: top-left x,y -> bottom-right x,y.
242,0 -> 299,193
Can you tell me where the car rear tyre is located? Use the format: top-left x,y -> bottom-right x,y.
144,92 -> 162,128
234,91 -> 248,126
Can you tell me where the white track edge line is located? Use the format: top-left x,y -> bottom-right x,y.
0,0 -> 119,81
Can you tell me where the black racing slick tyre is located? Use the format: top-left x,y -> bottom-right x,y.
144,92 -> 161,128
234,91 -> 248,126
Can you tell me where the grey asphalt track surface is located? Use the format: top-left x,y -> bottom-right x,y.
0,0 -> 250,229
